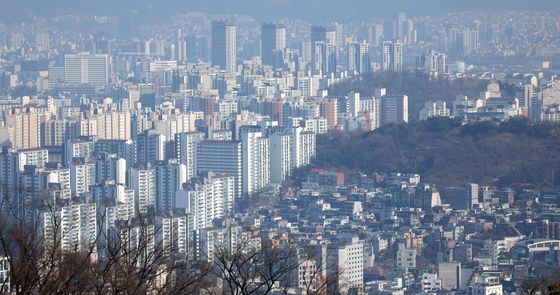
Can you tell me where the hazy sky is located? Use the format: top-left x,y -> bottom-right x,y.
0,0 -> 558,22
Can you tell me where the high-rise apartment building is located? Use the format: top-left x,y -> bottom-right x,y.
269,125 -> 316,184
192,225 -> 244,261
380,94 -> 409,125
313,42 -> 337,75
61,203 -> 97,253
269,129 -> 292,184
382,41 -> 403,72
176,29 -> 187,62
136,130 -> 166,165
3,107 -> 40,150
261,23 -> 287,66
95,111 -> 131,140
439,262 -> 462,291
197,140 -> 243,199
333,23 -> 344,48
48,167 -> 72,199
64,53 -> 110,90
70,160 -> 95,195
291,127 -> 316,169
327,237 -> 364,294
426,50 -> 447,76
94,139 -> 135,168
64,140 -> 95,165
321,98 -> 339,128
175,132 -> 205,181
43,203 -> 97,253
369,24 -> 384,46
161,215 -> 191,258
42,120 -> 77,147
240,126 -> 270,196
155,160 -> 187,212
95,153 -> 127,185
131,167 -> 157,215
103,185 -> 136,231
463,29 -> 480,56
211,21 -> 237,73
35,33 -> 49,52
348,41 -> 370,75
310,25 -> 327,67
396,12 -> 408,40
185,172 -> 235,231
0,147 -> 19,207
529,93 -> 543,122
17,149 -> 48,171
348,92 -> 361,117
311,25 -> 327,47
397,243 -> 417,270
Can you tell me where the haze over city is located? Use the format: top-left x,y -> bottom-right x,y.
0,0 -> 559,294
1,0 -> 559,21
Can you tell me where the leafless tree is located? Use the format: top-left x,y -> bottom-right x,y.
212,238 -> 345,295
0,187 -> 215,295
520,277 -> 560,295
297,245 -> 343,295
0,188 -> 98,295
213,239 -> 300,295
86,215 -> 214,294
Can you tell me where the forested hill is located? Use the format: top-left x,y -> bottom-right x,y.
313,118 -> 560,188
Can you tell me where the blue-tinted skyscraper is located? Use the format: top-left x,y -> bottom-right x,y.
261,23 -> 287,66
211,20 -> 237,74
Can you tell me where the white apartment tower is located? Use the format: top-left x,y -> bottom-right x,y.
348,41 -> 370,74
240,126 -> 270,196
70,161 -> 95,195
161,215 -> 191,258
17,149 -> 48,171
131,167 -> 156,215
43,203 -> 97,253
186,173 -> 235,231
349,92 -> 361,117
382,41 -> 403,72
313,42 -> 337,75
175,132 -> 205,181
104,186 -> 136,232
327,237 -> 364,294
291,127 -> 316,169
64,53 -> 110,89
270,126 -> 317,184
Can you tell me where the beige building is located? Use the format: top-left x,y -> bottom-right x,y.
4,107 -> 40,149
95,111 -> 131,140
78,119 -> 97,137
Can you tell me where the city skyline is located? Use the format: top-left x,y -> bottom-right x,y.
0,1 -> 559,294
